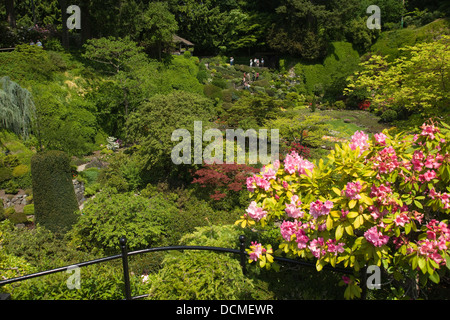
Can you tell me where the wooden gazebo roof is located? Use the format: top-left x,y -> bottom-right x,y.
172,35 -> 194,46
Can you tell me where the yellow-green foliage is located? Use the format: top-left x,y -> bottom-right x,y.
346,35 -> 450,117
12,165 -> 29,178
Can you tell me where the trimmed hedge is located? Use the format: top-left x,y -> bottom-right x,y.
31,150 -> 79,233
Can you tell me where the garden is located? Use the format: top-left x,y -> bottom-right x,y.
0,0 -> 449,301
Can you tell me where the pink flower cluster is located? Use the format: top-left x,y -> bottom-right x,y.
429,188 -> 450,209
370,183 -> 393,206
249,242 -> 264,261
394,212 -> 410,227
416,219 -> 450,265
285,195 -> 305,219
279,220 -> 309,249
374,132 -> 387,145
284,151 -> 314,175
342,181 -> 362,200
372,146 -> 399,174
420,123 -> 440,140
308,238 -> 345,258
309,200 -> 333,219
246,175 -> 271,192
349,131 -> 370,155
246,161 -> 281,192
364,226 -> 389,247
246,201 -> 267,221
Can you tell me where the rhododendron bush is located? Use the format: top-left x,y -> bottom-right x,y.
236,120 -> 450,299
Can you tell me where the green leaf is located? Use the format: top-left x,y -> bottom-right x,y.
332,187 -> 342,196
414,200 -> 423,209
418,257 -> 427,274
429,271 -> 440,284
336,225 -> 344,241
326,215 -> 334,230
346,211 -> 359,219
344,223 -> 354,236
349,199 -> 357,209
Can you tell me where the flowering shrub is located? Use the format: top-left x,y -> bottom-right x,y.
236,120 -> 450,299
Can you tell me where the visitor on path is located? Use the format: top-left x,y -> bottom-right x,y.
230,57 -> 234,66
261,58 -> 264,67
36,40 -> 42,47
250,59 -> 253,67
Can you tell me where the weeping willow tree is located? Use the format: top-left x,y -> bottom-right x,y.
0,77 -> 36,149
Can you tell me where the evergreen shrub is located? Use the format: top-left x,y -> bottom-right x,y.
31,150 -> 79,233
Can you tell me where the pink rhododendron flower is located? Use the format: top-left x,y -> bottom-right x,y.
349,131 -> 370,155
326,239 -> 345,256
283,151 -> 314,175
428,189 -> 450,209
309,200 -> 333,219
249,242 -> 263,261
255,176 -> 271,191
246,201 -> 267,221
364,226 -> 389,247
424,170 -> 437,181
372,146 -> 399,174
417,239 -> 445,265
309,238 -> 326,258
370,183 -> 392,205
260,166 -> 277,181
425,154 -> 443,170
394,212 -> 410,227
420,123 -> 440,140
285,195 -> 304,219
246,176 -> 256,192
411,150 -> 425,171
343,181 -> 362,200
295,228 -> 310,249
374,132 -> 387,145
280,220 -> 299,241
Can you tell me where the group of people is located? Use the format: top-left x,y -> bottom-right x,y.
229,57 -> 265,68
29,40 -> 43,47
242,71 -> 260,90
250,58 -> 264,68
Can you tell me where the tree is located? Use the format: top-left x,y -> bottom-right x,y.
267,0 -> 332,60
31,150 -> 80,234
83,36 -> 149,117
344,35 -> 450,119
126,91 -> 216,185
265,113 -> 331,148
0,76 -> 35,139
140,1 -> 178,60
5,0 -> 16,28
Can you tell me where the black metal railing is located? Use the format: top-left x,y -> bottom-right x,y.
0,235 -> 361,300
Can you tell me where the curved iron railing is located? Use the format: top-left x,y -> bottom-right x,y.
0,235 -> 360,300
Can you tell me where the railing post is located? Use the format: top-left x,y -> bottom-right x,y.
239,235 -> 247,275
360,265 -> 368,300
120,236 -> 132,300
